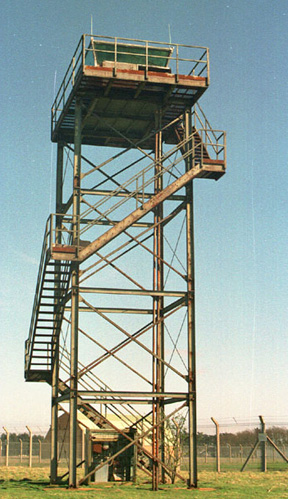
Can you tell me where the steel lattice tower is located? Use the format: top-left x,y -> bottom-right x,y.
25,35 -> 226,489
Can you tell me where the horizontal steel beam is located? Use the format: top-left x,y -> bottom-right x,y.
79,287 -> 186,297
79,217 -> 153,228
74,398 -> 186,405
80,188 -> 186,202
78,390 -> 188,399
65,306 -> 152,314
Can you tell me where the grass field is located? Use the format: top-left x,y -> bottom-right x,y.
1,467 -> 288,498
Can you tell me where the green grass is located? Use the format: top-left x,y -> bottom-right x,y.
0,467 -> 288,498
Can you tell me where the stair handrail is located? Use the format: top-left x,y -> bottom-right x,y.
192,103 -> 225,158
25,216 -> 53,371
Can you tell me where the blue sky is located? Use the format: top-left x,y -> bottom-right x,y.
1,0 -> 287,433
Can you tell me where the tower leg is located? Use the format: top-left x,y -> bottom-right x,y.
185,108 -> 197,488
51,142 -> 64,484
152,110 -> 164,490
69,99 -> 82,488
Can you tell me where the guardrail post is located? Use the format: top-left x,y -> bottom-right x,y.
82,34 -> 85,72
211,418 -> 220,472
113,37 -> 117,77
176,45 -> 179,82
26,426 -> 33,468
3,427 -> 9,467
206,47 -> 210,85
145,41 -> 148,80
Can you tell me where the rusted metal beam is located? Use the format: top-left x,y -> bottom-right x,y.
185,108 -> 198,488
78,287 -> 185,297
69,97 -> 82,488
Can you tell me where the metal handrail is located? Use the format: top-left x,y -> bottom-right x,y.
25,216 -> 52,370
192,103 -> 226,157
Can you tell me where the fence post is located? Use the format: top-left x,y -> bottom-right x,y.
26,426 -> 33,468
259,415 -> 267,472
38,439 -> 42,464
239,444 -> 243,464
205,444 -> 208,464
19,438 -> 23,464
227,443 -> 232,463
3,427 -> 9,467
211,418 -> 220,472
0,439 -> 2,463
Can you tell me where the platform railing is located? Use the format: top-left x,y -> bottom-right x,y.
51,34 -> 209,134
192,104 -> 226,162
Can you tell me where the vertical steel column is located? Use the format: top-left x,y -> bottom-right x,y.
152,110 -> 164,490
185,108 -> 197,488
51,142 -> 64,484
69,99 -> 82,488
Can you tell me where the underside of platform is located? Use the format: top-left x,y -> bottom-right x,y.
52,68 -> 207,148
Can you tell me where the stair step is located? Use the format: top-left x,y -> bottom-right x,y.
38,302 -> 55,306
37,311 -> 55,315
34,341 -> 50,345
32,333 -> 53,337
37,319 -> 55,322
32,362 -> 51,372
45,271 -> 71,275
35,326 -> 53,329
31,356 -> 51,360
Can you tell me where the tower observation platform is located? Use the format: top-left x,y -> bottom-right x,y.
25,34 -> 226,490
52,35 -> 210,149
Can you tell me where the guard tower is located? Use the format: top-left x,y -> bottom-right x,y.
25,35 -> 226,489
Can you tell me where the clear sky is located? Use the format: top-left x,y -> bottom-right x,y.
1,0 -> 287,434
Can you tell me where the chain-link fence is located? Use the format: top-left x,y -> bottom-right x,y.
1,440 -> 288,471
0,441 -> 82,468
1,416 -> 288,473
180,444 -> 288,472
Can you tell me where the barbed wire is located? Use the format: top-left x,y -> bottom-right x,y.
1,415 -> 288,436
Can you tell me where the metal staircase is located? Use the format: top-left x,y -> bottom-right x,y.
25,221 -> 71,382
